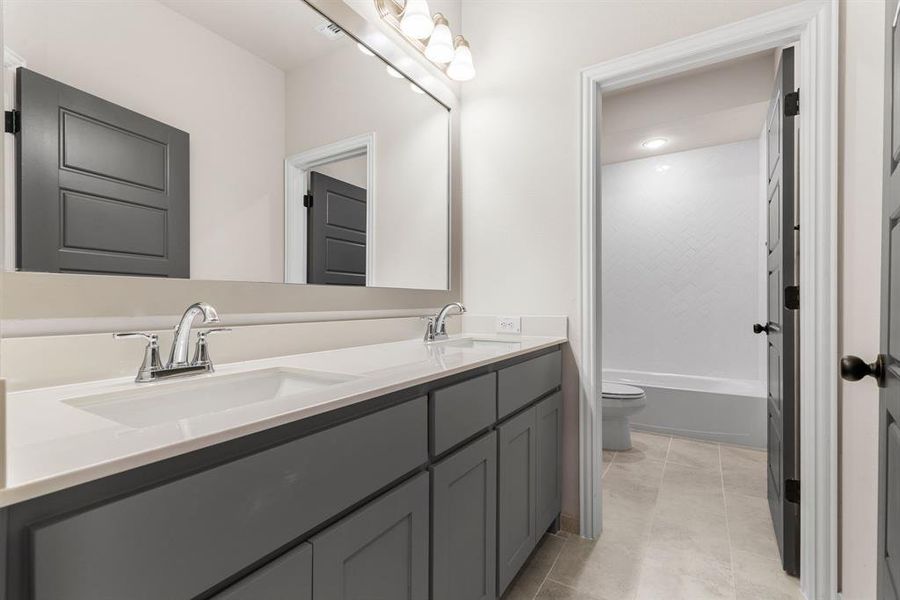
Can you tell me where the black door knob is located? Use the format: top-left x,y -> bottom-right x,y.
840,354 -> 886,386
753,323 -> 771,335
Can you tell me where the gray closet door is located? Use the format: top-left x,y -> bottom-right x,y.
431,430 -> 497,600
312,472 -> 429,600
307,171 -> 366,286
15,68 -> 189,277
497,407 -> 537,596
761,47 -> 800,576
212,543 -> 311,600
535,392 -> 562,532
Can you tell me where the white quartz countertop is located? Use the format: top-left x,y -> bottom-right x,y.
2,333 -> 566,507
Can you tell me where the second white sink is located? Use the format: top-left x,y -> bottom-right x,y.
439,337 -> 522,351
63,368 -> 358,428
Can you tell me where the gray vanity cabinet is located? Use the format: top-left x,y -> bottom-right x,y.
212,543 -> 312,600
536,392 -> 563,532
497,407 -> 538,595
431,430 -> 497,600
311,472 -> 430,600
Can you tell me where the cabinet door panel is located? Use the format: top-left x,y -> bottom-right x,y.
312,472 -> 429,600
213,543 -> 311,600
536,392 -> 562,532
497,407 -> 537,596
432,431 -> 497,600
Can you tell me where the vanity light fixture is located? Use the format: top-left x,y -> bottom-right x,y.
375,0 -> 476,81
641,137 -> 668,150
399,0 -> 434,40
424,14 -> 454,64
446,36 -> 475,81
357,42 -> 375,57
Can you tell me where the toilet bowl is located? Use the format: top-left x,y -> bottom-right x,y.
601,382 -> 647,451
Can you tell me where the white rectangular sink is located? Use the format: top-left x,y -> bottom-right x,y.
440,337 -> 522,351
63,368 -> 358,429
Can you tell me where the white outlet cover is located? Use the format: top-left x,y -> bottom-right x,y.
496,316 -> 521,334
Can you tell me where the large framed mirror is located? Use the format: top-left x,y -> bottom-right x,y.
2,0 -> 451,291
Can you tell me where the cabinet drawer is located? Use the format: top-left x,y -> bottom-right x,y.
312,472 -> 430,600
497,350 -> 561,418
31,397 -> 427,600
431,372 -> 496,455
213,543 -> 312,600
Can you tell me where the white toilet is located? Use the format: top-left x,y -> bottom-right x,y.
601,382 -> 647,451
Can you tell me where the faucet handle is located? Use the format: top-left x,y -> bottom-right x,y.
113,331 -> 158,344
192,327 -> 232,370
113,332 -> 162,383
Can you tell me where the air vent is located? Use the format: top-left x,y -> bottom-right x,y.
315,21 -> 345,40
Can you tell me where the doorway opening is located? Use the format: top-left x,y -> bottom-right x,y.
578,3 -> 838,599
597,47 -> 800,597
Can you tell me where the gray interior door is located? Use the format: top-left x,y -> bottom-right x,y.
756,47 -> 800,576
307,171 -> 366,286
15,67 -> 189,277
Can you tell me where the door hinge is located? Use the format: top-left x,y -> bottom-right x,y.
785,285 -> 799,310
303,193 -> 313,208
785,90 -> 799,117
785,478 -> 800,504
4,110 -> 19,134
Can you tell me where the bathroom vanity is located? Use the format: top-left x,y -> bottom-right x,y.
0,337 -> 564,600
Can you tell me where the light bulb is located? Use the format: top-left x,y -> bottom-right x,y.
424,14 -> 454,64
446,36 -> 475,81
400,0 -> 434,40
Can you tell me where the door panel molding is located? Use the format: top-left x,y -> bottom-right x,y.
579,3 -> 838,599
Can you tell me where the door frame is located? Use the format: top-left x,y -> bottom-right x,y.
577,2 -> 838,598
284,133 -> 376,285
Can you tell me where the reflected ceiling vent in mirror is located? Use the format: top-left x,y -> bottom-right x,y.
375,0 -> 475,81
314,21 -> 345,40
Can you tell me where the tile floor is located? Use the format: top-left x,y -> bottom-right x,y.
501,431 -> 802,600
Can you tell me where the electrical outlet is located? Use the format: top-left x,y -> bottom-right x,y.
496,316 -> 521,334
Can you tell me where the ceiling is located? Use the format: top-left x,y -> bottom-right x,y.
600,50 -> 777,165
160,0 -> 348,72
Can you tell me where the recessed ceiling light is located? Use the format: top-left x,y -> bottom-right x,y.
641,137 -> 668,150
386,65 -> 404,79
357,43 -> 375,57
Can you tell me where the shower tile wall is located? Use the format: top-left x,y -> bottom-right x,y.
601,139 -> 764,383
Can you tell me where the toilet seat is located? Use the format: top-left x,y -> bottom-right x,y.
601,382 -> 645,399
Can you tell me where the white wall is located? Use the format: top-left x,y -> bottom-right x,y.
459,0 -> 801,525
3,0 -> 287,283
285,45 -> 450,290
601,140 -> 763,385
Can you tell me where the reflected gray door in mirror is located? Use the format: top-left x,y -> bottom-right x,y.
307,171 -> 366,286
15,68 -> 189,277
5,0 -> 450,289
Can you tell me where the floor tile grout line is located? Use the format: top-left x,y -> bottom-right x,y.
531,536 -> 570,600
718,442 -> 739,599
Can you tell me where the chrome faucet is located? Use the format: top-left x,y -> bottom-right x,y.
423,302 -> 466,342
169,302 -> 219,367
115,302 -> 231,383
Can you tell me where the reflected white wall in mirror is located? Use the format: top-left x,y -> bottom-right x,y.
2,0 -> 450,290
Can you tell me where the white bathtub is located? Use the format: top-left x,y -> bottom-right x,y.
602,369 -> 767,448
